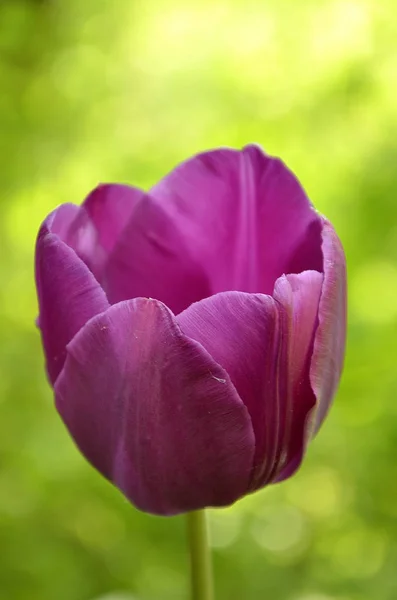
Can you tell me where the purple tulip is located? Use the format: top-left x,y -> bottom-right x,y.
35,145 -> 346,516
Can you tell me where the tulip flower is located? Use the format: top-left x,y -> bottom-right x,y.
35,144 -> 346,517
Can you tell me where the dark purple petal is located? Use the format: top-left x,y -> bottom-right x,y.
65,184 -> 145,280
310,219 -> 347,433
177,274 -> 322,490
285,218 -> 323,276
54,298 -> 255,515
275,223 -> 346,482
272,271 -> 323,483
35,209 -> 109,384
150,144 -> 322,295
177,291 -> 281,488
103,198 -> 211,313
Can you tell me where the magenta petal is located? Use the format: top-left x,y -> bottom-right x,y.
285,218 -> 323,276
54,298 -> 255,515
272,270 -> 323,482
151,144 -> 322,294
65,184 -> 145,280
310,219 -> 347,433
50,203 -> 80,240
35,209 -> 109,384
177,291 -> 282,487
103,198 -> 211,313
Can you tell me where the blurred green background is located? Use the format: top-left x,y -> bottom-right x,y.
1,1 -> 396,599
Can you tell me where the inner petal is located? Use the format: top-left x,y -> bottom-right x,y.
151,145 -> 324,299
102,197 -> 211,314
60,147 -> 324,315
64,184 -> 145,282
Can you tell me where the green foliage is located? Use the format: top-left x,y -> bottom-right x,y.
0,1 -> 396,598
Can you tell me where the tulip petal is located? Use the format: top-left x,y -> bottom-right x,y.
177,291 -> 281,486
65,184 -> 145,280
275,222 -> 346,482
103,198 -> 211,314
50,203 -> 80,240
272,270 -> 323,482
54,298 -> 255,515
151,144 -> 322,295
310,219 -> 347,432
178,272 -> 323,490
35,209 -> 109,384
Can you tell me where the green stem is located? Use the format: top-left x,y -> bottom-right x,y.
187,510 -> 214,600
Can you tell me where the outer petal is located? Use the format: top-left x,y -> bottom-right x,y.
35,207 -> 109,384
310,219 -> 347,432
150,144 -> 323,295
177,291 -> 281,488
178,273 -> 323,490
64,184 -> 145,280
275,222 -> 346,481
54,298 -> 255,515
272,271 -> 323,483
103,198 -> 211,314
